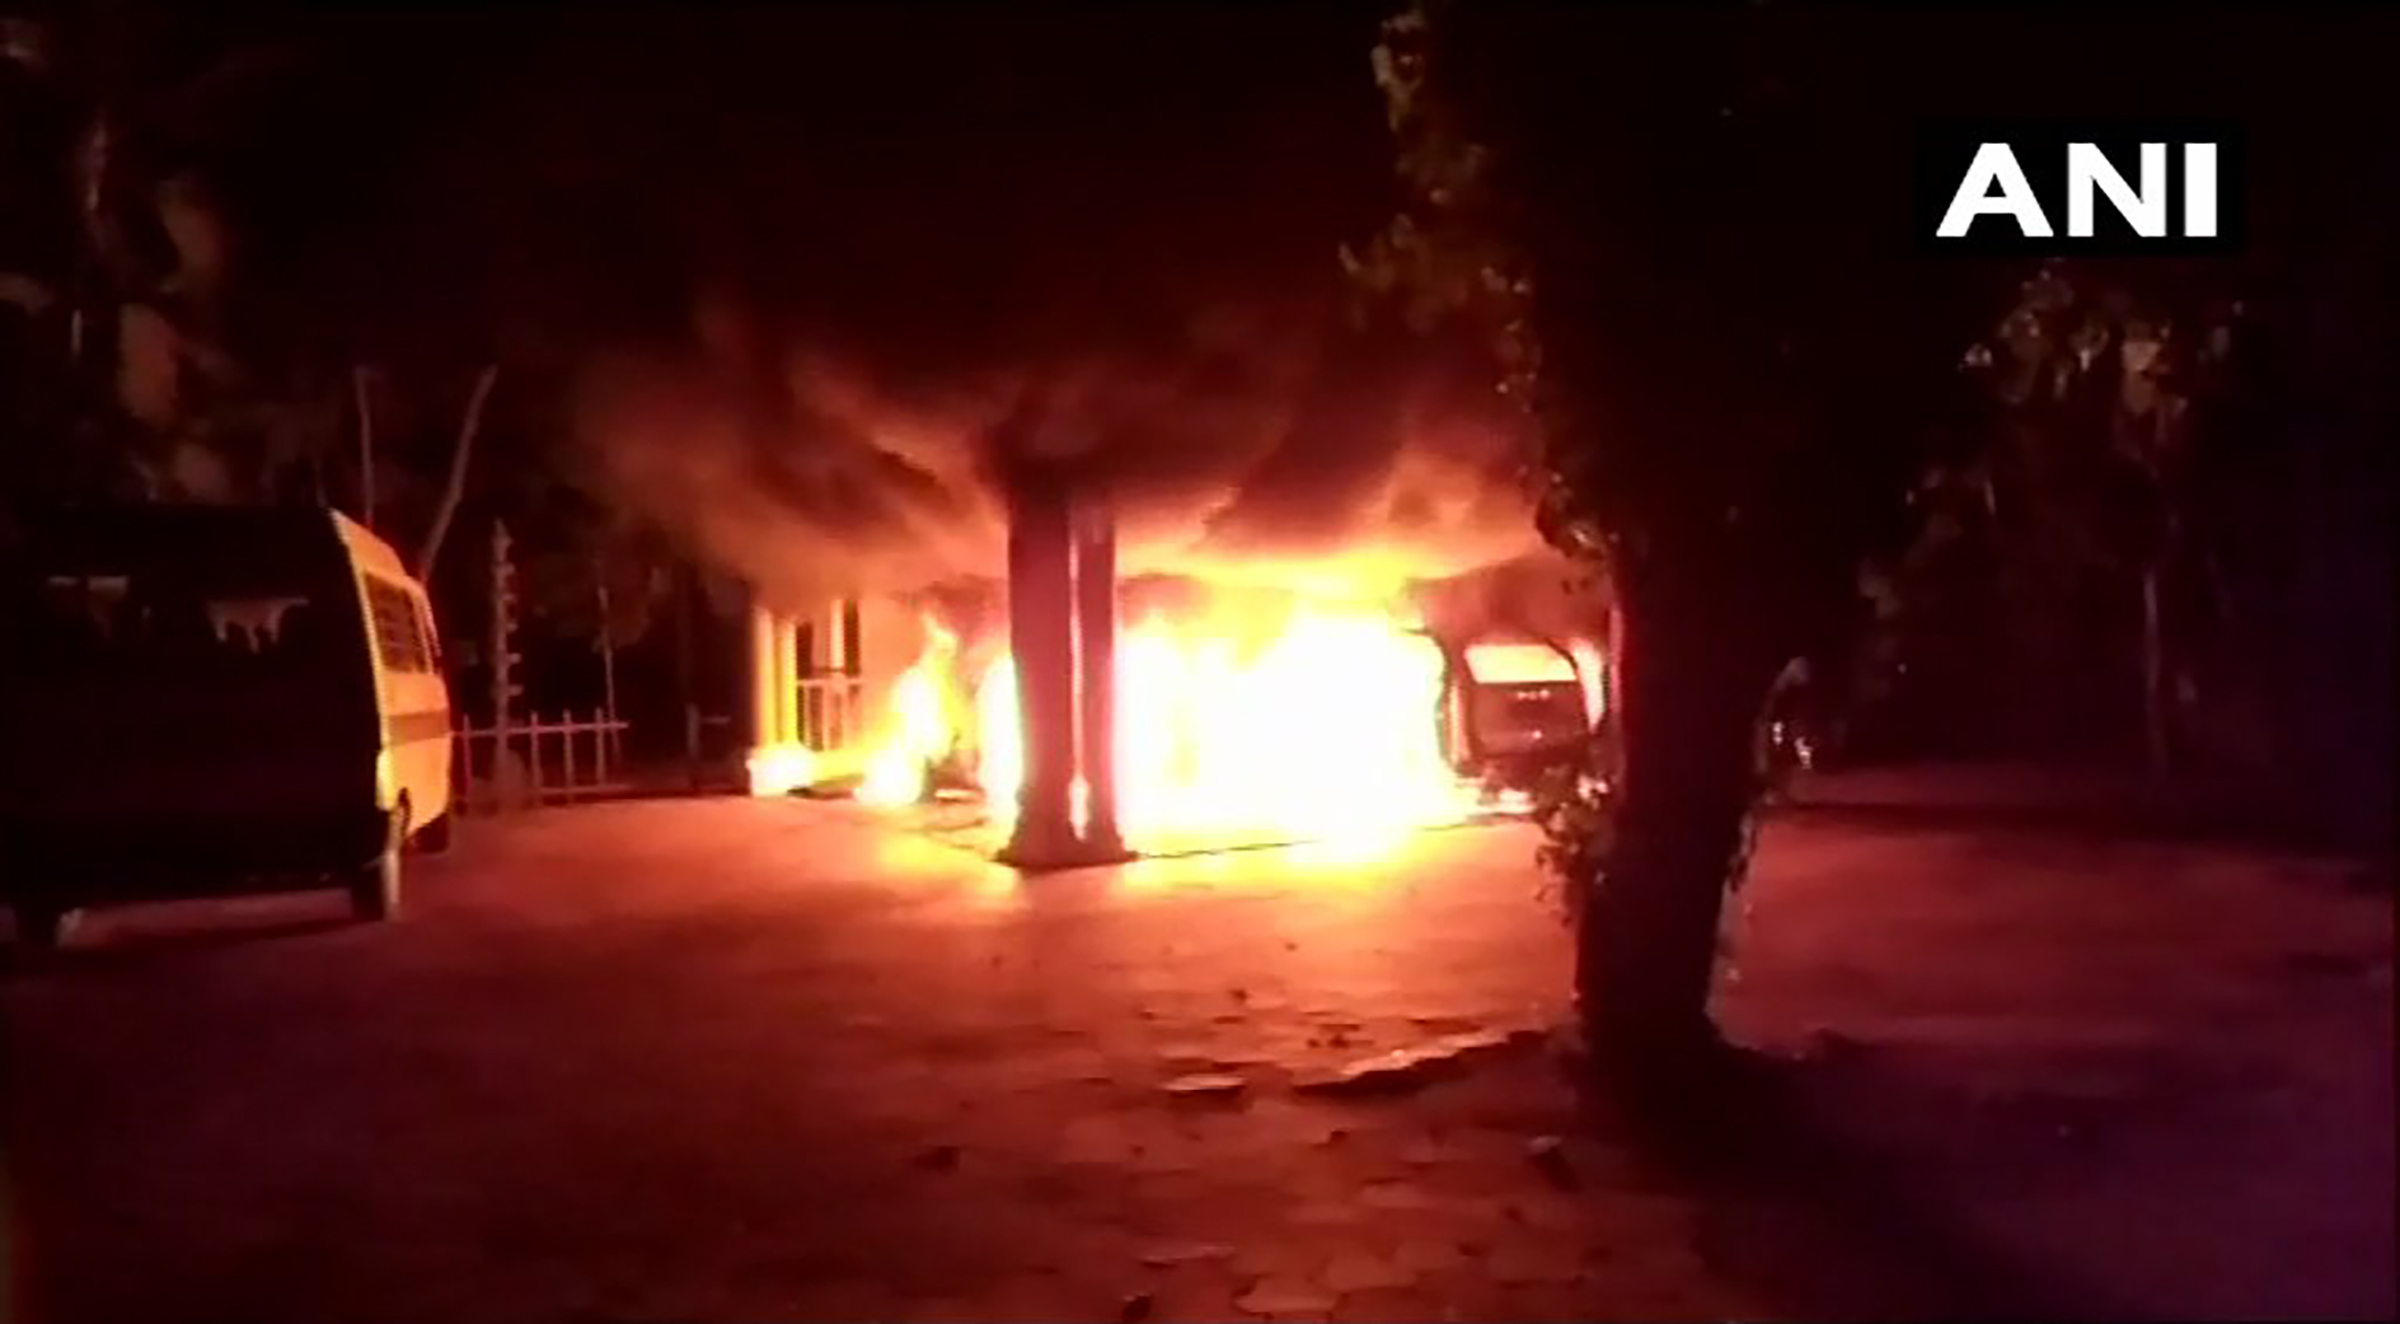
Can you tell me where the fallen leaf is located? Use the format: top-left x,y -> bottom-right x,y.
1161,1072 -> 1247,1102
1235,1278 -> 1337,1316
1526,1135 -> 1578,1190
1137,1241 -> 1236,1268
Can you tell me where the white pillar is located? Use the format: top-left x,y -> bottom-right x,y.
745,601 -> 812,796
826,597 -> 853,748
773,615 -> 801,747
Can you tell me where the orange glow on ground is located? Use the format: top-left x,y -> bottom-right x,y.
745,745 -> 818,797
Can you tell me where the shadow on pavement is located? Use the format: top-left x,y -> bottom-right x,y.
1783,794 -> 2383,864
1577,1048 -> 2100,1323
0,910 -> 358,978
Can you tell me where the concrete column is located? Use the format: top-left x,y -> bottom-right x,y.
749,602 -> 779,757
1001,478 -> 1080,867
832,597 -> 862,747
745,601 -> 810,796
772,615 -> 801,747
1074,503 -> 1129,860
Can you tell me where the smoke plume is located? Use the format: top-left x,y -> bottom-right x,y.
575,293 -> 1544,613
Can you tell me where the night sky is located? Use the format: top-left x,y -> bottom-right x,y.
7,4 -> 2390,604
121,1 -> 1533,598
163,5 -> 1393,363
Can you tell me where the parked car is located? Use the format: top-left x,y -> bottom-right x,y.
1439,637 -> 1598,789
0,505 -> 454,948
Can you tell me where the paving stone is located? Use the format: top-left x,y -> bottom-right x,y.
1161,1072 -> 1248,1102
1130,1151 -> 1201,1177
8,799 -> 2048,1324
1329,1286 -> 1438,1322
1498,1194 -> 1586,1233
1318,1250 -> 1416,1294
1397,1137 -> 1450,1167
1233,1241 -> 1328,1280
1060,1115 -> 1134,1163
1291,1028 -> 1544,1098
1137,1241 -> 1237,1268
1234,1277 -> 1340,1317
914,1143 -> 963,1171
1356,1180 -> 1437,1210
1288,1200 -> 1361,1228
1148,1276 -> 1246,1324
1485,1242 -> 1588,1287
1390,1238 -> 1472,1277
1525,1134 -> 1580,1190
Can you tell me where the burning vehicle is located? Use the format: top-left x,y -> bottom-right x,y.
576,281 -> 1609,865
734,488 -> 1607,864
1439,638 -> 1605,791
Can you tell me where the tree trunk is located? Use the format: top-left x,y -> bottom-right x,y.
1577,568 -> 1784,1072
595,554 -> 623,767
353,364 -> 376,529
675,561 -> 702,789
2139,562 -> 2169,777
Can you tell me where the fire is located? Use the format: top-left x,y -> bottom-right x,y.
859,593 -> 1509,853
856,619 -> 962,807
973,656 -> 1022,820
1110,607 -> 1468,843
745,744 -> 818,798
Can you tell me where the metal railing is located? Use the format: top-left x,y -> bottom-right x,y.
454,710 -> 631,814
797,673 -> 866,753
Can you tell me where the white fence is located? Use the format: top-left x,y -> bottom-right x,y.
454,710 -> 631,814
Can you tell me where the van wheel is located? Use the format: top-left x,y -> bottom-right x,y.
349,849 -> 401,921
349,807 -> 405,922
415,812 -> 452,855
13,903 -> 75,952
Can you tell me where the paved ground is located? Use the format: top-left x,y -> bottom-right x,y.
3,795 -> 2391,1322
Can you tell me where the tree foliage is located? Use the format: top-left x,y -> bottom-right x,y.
1,5 -> 632,637
1361,5 -> 2392,966
1360,3 -> 2003,847
1351,3 -> 2131,1064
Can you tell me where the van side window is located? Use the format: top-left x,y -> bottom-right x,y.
365,578 -> 430,673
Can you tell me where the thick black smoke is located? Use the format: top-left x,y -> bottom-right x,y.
577,293 -> 1539,610
551,6 -> 1541,608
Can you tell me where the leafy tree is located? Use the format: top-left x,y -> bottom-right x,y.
1363,2 -> 2391,1071
0,5 -> 296,503
1903,264 -> 2244,774
1357,3 -> 2049,1076
2,6 -> 517,584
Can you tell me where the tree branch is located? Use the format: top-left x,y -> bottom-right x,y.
352,363 -> 375,529
416,363 -> 498,579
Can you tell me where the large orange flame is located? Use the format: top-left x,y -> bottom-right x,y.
856,618 -> 962,808
852,591 -> 1576,855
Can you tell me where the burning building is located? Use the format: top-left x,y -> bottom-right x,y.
580,288 -> 1612,866
730,481 -> 1611,867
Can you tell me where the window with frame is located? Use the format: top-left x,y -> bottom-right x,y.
365,578 -> 429,673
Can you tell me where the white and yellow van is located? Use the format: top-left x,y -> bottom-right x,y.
0,505 -> 454,947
